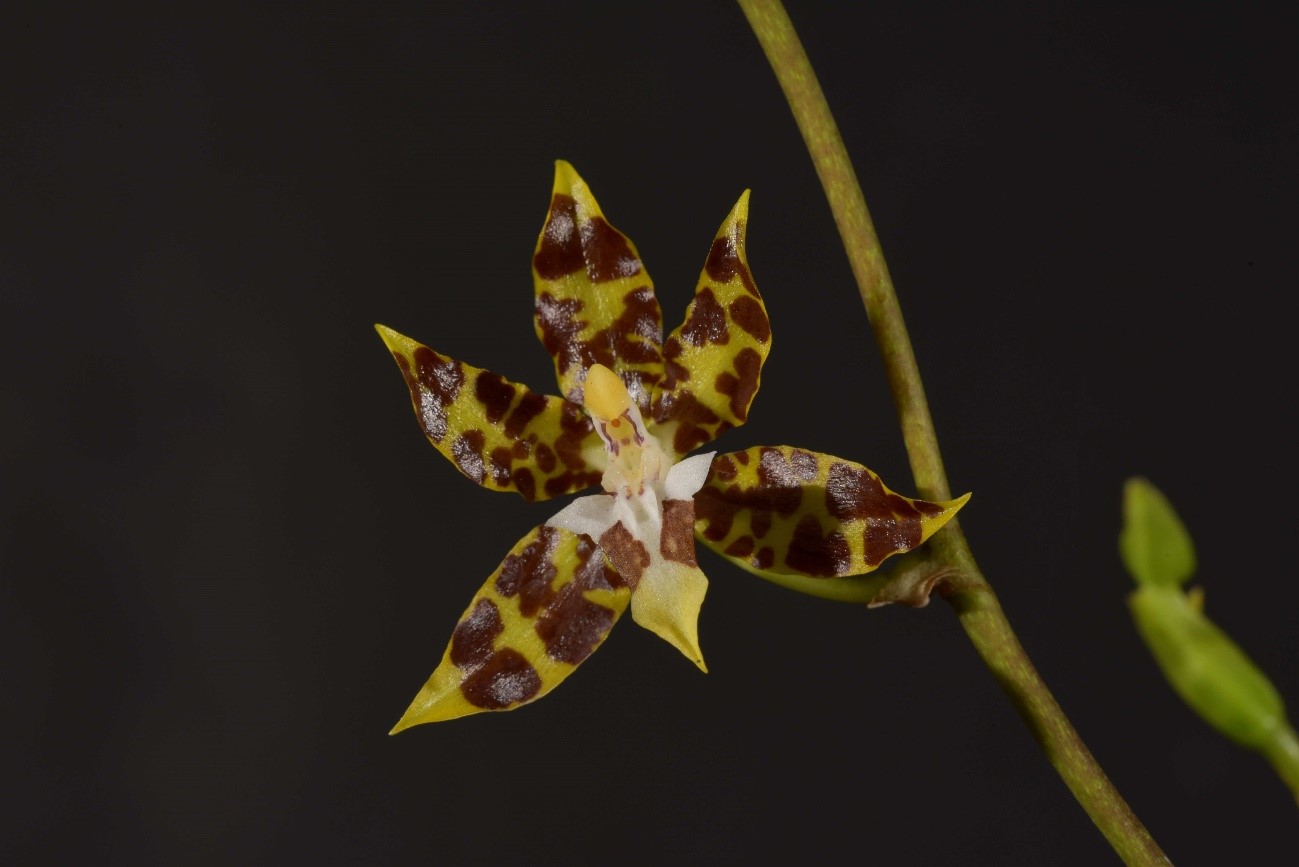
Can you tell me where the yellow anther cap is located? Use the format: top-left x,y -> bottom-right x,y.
583,364 -> 632,422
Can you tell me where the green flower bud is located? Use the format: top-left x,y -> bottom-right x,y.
1121,477 -> 1299,802
1128,586 -> 1284,750
1120,477 -> 1195,588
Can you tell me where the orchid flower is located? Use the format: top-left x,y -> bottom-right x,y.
378,161 -> 969,731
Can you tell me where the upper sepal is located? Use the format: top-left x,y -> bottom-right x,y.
390,524 -> 632,731
377,324 -> 605,501
652,191 -> 771,458
693,446 -> 969,580
532,160 -> 664,414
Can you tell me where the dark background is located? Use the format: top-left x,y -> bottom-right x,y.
3,3 -> 1296,865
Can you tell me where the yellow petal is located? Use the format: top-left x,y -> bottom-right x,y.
376,324 -> 605,501
390,525 -> 631,732
532,160 -> 664,413
694,446 -> 970,579
651,190 -> 771,458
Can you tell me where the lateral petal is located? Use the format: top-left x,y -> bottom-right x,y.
532,160 -> 664,414
651,191 -> 771,458
694,446 -> 970,580
377,324 -> 605,501
390,525 -> 632,731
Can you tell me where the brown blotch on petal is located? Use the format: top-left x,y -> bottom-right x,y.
680,287 -> 730,347
405,347 -> 466,443
693,463 -> 803,544
450,599 -> 504,669
532,193 -> 644,283
452,430 -> 487,484
460,648 -> 542,709
728,295 -> 770,343
785,514 -> 852,577
734,450 -> 750,465
536,535 -> 624,665
394,352 -> 417,390
887,491 -> 922,516
758,447 -> 818,489
503,391 -> 547,439
826,462 -> 885,521
536,584 -> 617,667
724,536 -> 755,558
755,547 -> 775,570
703,233 -> 759,297
864,512 -> 922,568
534,442 -> 557,473
413,347 -> 465,406
582,217 -> 643,283
576,532 -> 628,591
600,286 -> 663,364
824,463 -> 925,565
535,292 -> 588,378
715,347 -> 762,422
567,292 -> 665,403
553,401 -> 596,470
489,446 -> 514,485
513,467 -> 537,501
711,455 -> 737,482
693,486 -> 735,542
651,388 -> 721,456
615,287 -> 663,345
495,526 -> 560,617
659,499 -> 698,566
543,470 -> 603,499
598,522 -> 651,590
475,371 -> 516,424
533,194 -> 585,279
660,336 -> 690,388
911,498 -> 946,516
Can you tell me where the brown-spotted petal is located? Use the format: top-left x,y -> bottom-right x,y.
532,160 -> 664,415
390,524 -> 632,731
693,446 -> 970,580
651,191 -> 771,459
376,324 -> 605,501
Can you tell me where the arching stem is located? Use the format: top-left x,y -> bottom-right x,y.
735,2 -> 1169,864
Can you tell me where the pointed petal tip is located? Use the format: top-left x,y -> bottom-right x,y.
630,566 -> 710,676
389,706 -> 418,736
668,636 -> 709,674
918,491 -> 972,544
551,158 -> 585,195
549,159 -> 605,220
374,323 -> 412,354
719,190 -> 751,244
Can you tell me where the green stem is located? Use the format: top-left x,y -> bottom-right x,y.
736,2 -> 1170,864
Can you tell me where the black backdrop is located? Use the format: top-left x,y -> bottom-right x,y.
4,3 -> 1296,865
